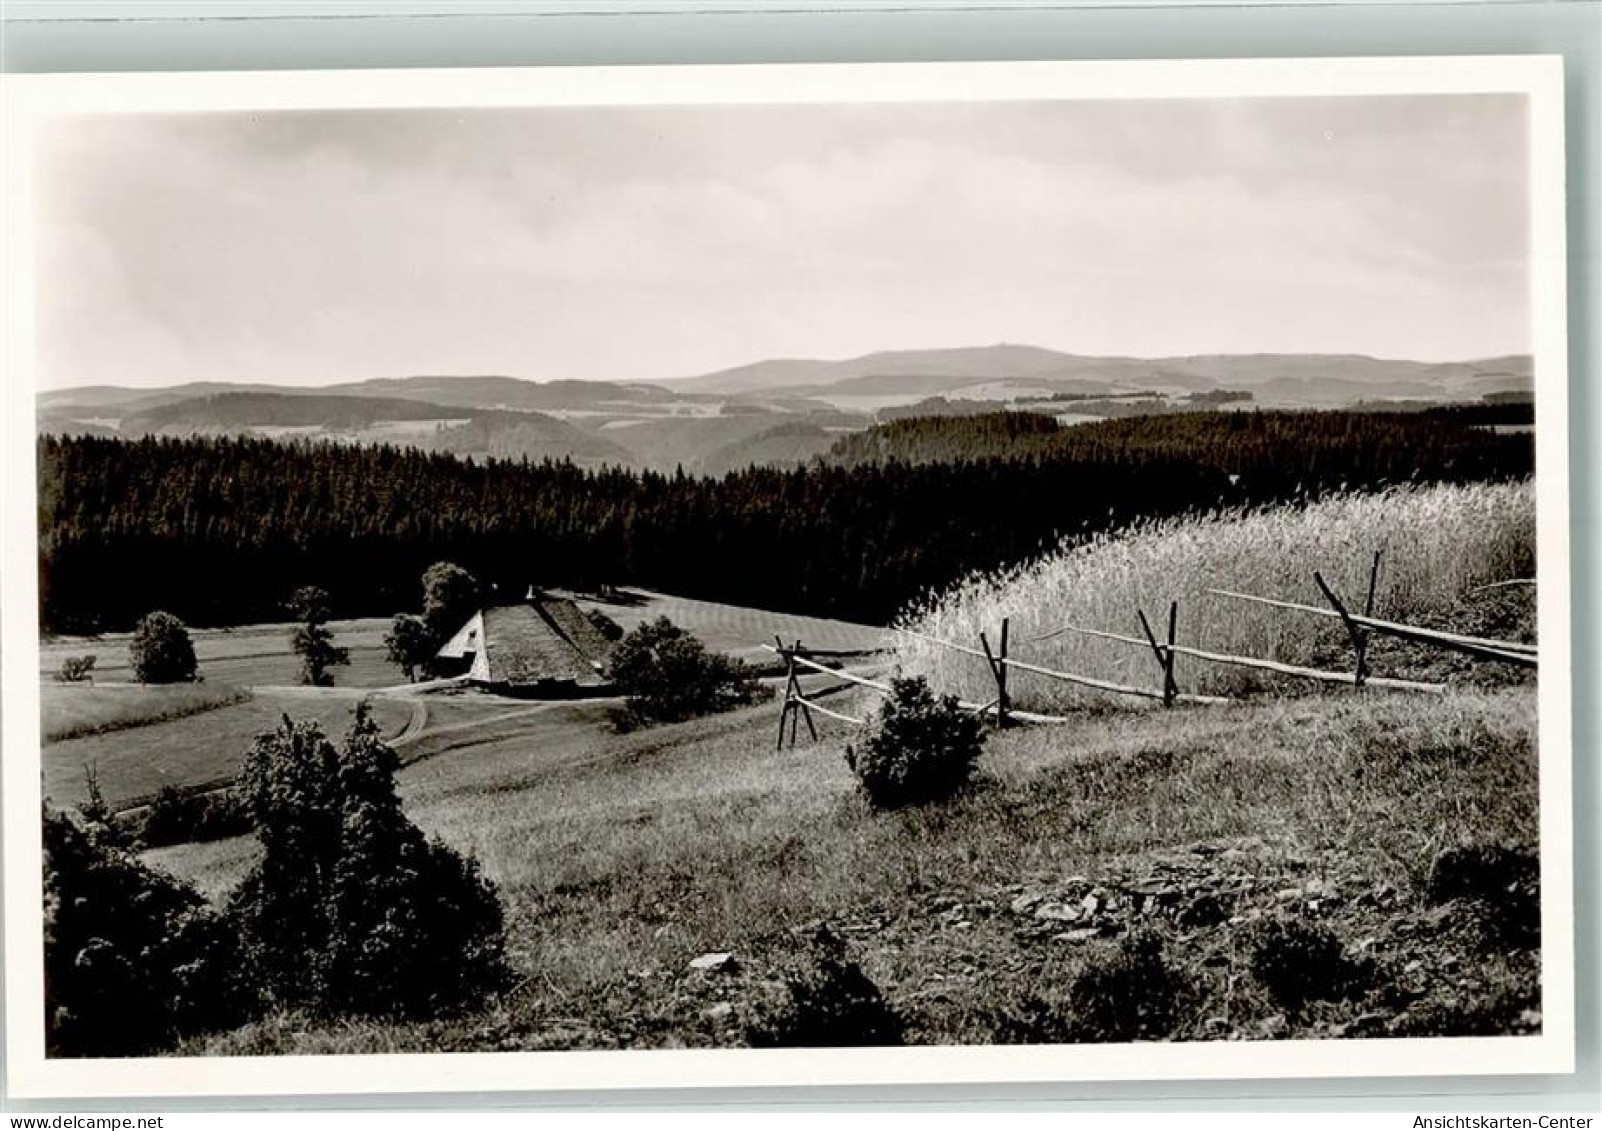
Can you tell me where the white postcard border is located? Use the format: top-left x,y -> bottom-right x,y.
0,55 -> 1574,1099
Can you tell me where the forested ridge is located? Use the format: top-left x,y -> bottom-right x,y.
39,410 -> 1532,633
824,408 -> 1535,470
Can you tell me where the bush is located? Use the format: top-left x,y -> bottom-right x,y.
54,655 -> 96,683
136,785 -> 253,849
737,926 -> 905,1048
1247,916 -> 1363,1012
228,707 -> 508,1017
844,675 -> 985,810
604,616 -> 767,727
43,805 -> 253,1056
129,611 -> 198,684
323,709 -> 509,1016
1425,842 -> 1540,948
1065,928 -> 1187,1042
585,607 -> 624,642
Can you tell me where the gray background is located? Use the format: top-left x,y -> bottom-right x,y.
2,0 -> 1597,1114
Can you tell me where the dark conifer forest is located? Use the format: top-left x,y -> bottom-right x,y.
38,410 -> 1531,634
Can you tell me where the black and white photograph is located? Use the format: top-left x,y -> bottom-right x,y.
0,58 -> 1573,1097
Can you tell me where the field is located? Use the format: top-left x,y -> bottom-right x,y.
38,593 -> 884,810
39,617 -> 400,688
146,678 -> 1539,1053
43,689 -> 414,809
41,681 -> 252,744
897,481 -> 1535,711
560,588 -> 889,666
39,485 -> 1544,1053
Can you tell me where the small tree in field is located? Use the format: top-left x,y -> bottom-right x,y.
129,611 -> 197,684
845,675 -> 985,810
288,586 -> 349,687
383,613 -> 433,682
604,616 -> 766,727
420,561 -> 479,642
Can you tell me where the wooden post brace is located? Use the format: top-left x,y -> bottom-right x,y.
1138,604 -> 1179,707
1313,554 -> 1380,688
978,617 -> 1011,728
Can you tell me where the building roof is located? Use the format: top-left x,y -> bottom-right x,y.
436,594 -> 613,687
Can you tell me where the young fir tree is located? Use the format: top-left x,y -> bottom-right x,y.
228,709 -> 507,1017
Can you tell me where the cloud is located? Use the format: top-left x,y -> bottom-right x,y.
33,96 -> 1530,387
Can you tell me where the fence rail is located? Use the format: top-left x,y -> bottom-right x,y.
764,557 -> 1535,747
1206,588 -> 1537,666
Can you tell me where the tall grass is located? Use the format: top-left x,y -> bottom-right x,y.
895,480 -> 1534,711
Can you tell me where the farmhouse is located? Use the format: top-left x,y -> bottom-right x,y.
434,588 -> 615,697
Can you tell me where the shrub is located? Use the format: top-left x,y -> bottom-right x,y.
737,926 -> 905,1048
1247,916 -> 1363,1011
604,616 -> 767,727
228,707 -> 507,1017
228,715 -> 344,1005
129,611 -> 198,684
43,805 -> 253,1056
1065,928 -> 1187,1042
323,709 -> 509,1016
844,675 -> 985,810
136,785 -> 253,850
1426,842 -> 1540,948
288,586 -> 349,687
54,655 -> 96,683
585,607 -> 624,642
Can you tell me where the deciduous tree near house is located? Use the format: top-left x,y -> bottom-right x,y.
383,612 -> 433,682
289,585 -> 349,687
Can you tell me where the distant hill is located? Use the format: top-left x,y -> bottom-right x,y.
39,375 -> 684,418
671,345 -> 1534,405
53,390 -> 635,469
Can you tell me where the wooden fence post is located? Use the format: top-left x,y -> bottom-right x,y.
791,637 -> 817,745
775,634 -> 795,750
1313,554 -> 1380,688
1167,601 -> 1180,703
978,617 -> 1011,728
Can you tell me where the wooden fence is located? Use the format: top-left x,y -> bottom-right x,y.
767,553 -> 1536,748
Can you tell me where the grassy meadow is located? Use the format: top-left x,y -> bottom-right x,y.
43,690 -> 414,809
146,676 -> 1539,1053
39,617 -> 401,688
41,681 -> 253,744
896,480 -> 1535,711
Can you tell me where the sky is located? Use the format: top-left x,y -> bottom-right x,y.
34,94 -> 1530,390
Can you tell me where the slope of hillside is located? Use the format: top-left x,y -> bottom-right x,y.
154,681 -> 1538,1052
